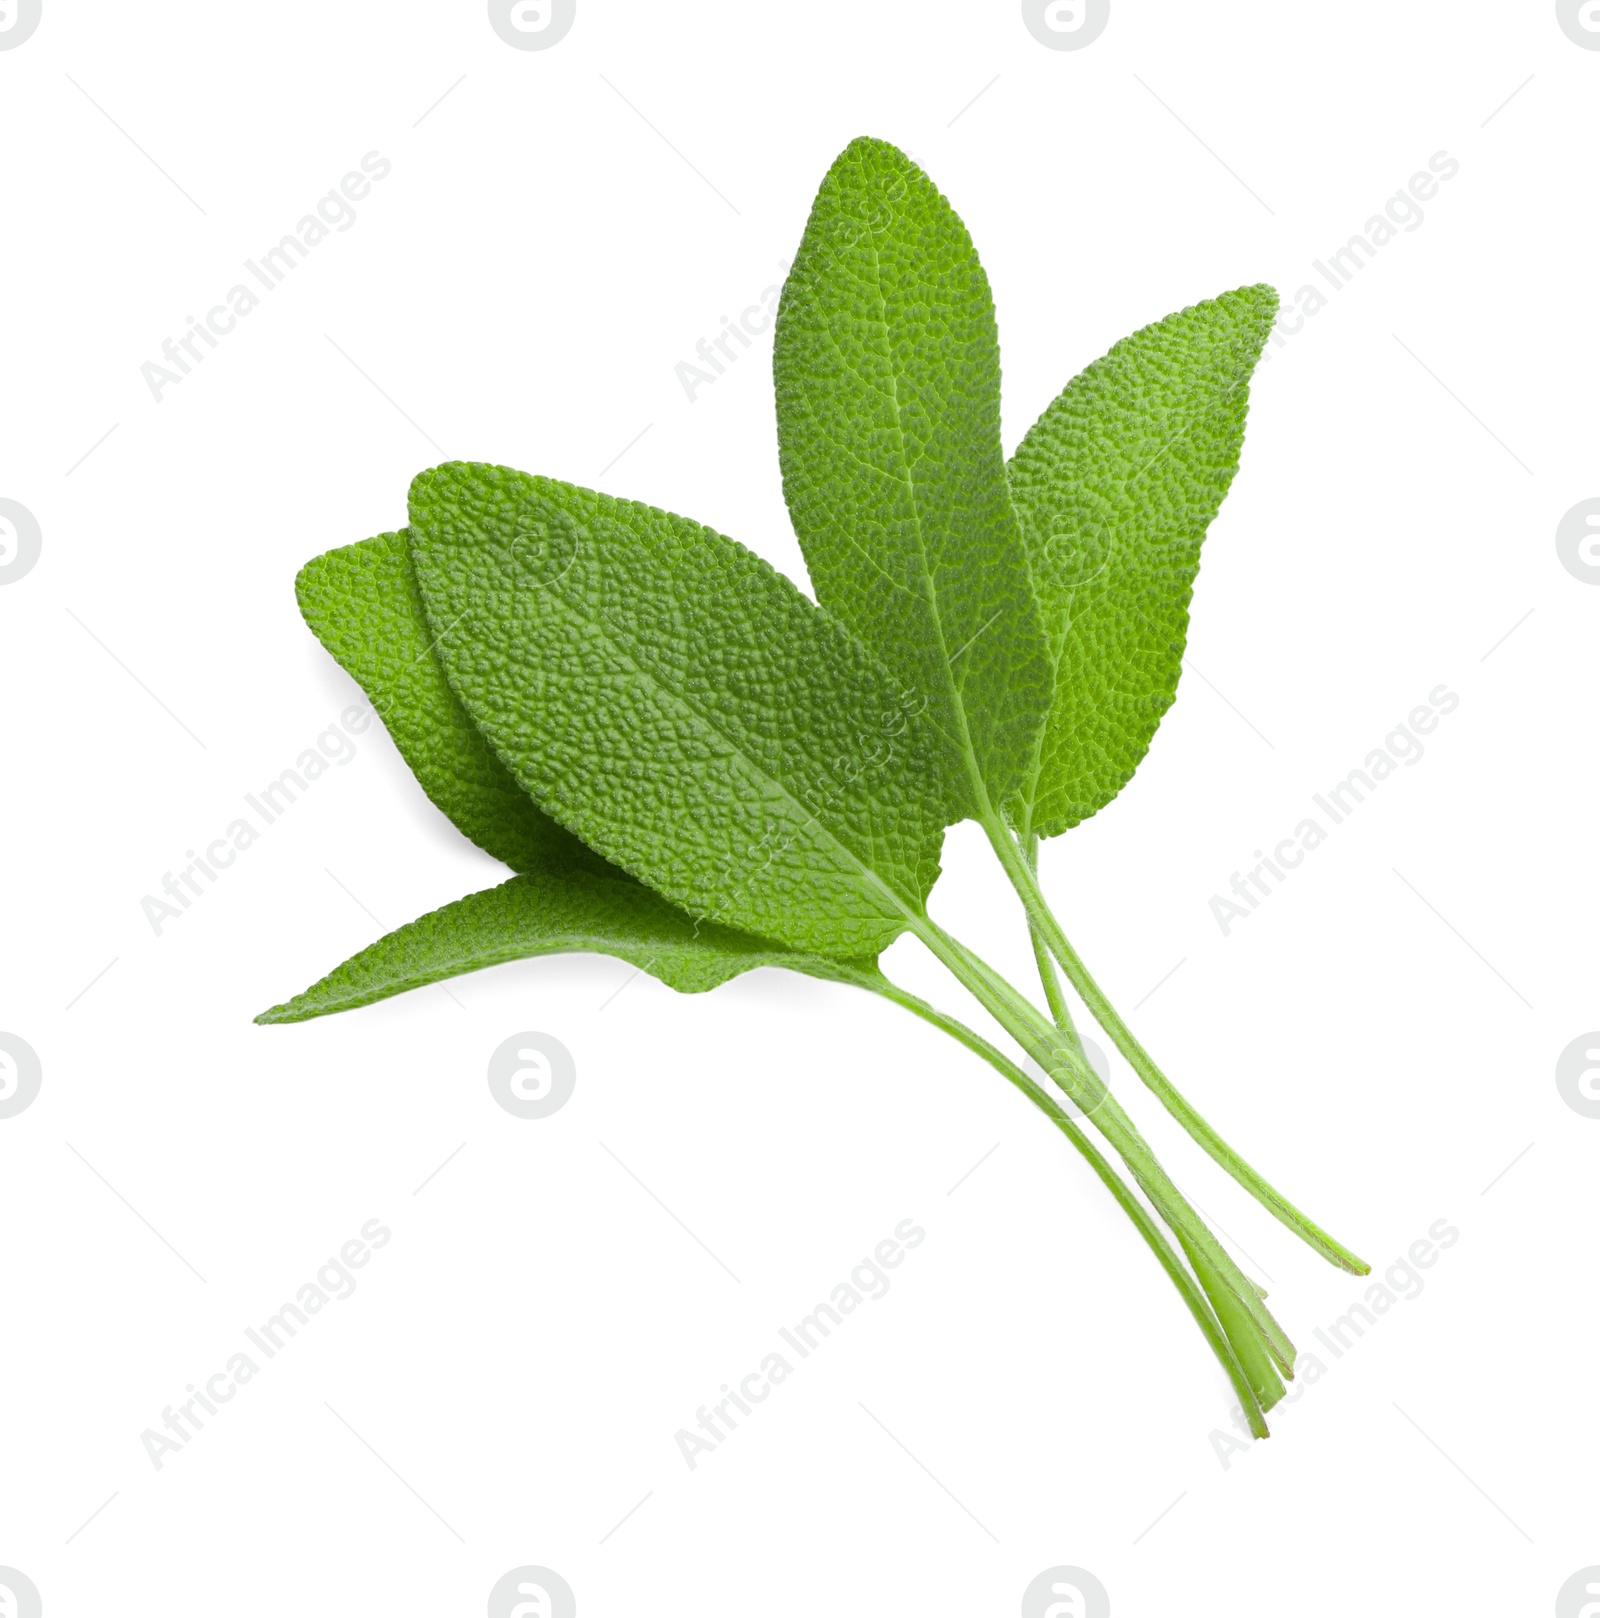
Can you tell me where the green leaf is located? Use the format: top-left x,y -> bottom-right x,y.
1006,285 -> 1278,838
772,136 -> 1052,820
407,463 -> 952,959
255,867 -> 868,1024
296,531 -> 603,874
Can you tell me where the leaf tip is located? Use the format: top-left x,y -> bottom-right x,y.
1220,281 -> 1281,337
833,133 -> 924,185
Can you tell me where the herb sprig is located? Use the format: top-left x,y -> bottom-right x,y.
260,137 -> 1368,1435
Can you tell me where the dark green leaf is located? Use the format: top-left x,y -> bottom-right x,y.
408,463 -> 953,959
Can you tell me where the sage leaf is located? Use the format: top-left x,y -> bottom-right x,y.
255,867 -> 867,1024
407,463 -> 952,958
1006,286 -> 1278,837
773,136 -> 1052,820
297,531 -> 603,874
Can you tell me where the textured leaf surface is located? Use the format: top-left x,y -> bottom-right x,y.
773,136 -> 1051,819
297,532 -> 601,873
1007,286 -> 1277,837
256,868 -> 862,1023
408,463 -> 953,958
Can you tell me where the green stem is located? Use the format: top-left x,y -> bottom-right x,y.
907,914 -> 1297,1376
836,966 -> 1269,1438
1024,840 -> 1080,1046
992,823 -> 1369,1277
1016,843 -> 1286,1415
1181,1231 -> 1285,1415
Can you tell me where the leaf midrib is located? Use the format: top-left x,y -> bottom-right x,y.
858,228 -> 995,825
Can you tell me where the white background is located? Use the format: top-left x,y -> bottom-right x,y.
2,3 -> 1596,1614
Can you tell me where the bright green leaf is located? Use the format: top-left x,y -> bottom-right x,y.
1007,285 -> 1278,837
773,136 -> 1052,821
407,463 -> 952,959
255,866 -> 869,1024
297,531 -> 603,873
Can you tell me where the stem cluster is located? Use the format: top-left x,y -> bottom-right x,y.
847,818 -> 1369,1438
